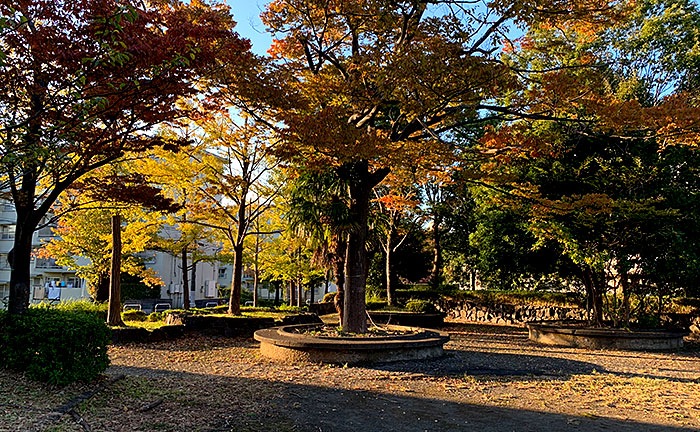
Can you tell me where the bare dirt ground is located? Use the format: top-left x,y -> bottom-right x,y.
2,322 -> 699,432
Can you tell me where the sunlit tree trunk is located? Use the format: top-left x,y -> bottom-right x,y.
107,214 -> 124,326
289,280 -> 296,307
182,247 -> 190,310
228,243 -> 244,315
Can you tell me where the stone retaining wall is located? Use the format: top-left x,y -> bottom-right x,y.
436,298 -> 700,335
690,316 -> 700,335
436,298 -> 587,326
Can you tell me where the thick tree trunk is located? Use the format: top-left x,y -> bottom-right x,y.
95,272 -> 110,302
341,162 -> 389,333
296,278 -> 303,307
430,214 -> 442,291
582,266 -> 604,326
182,247 -> 190,310
289,280 -> 296,307
274,282 -> 280,306
227,243 -> 244,315
342,178 -> 371,333
190,260 -> 197,302
343,226 -> 368,333
107,214 -> 124,326
8,220 -> 35,315
253,256 -> 259,308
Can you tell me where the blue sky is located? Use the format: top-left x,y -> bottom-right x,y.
226,1 -> 274,55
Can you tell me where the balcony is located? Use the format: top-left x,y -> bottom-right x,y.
35,258 -> 63,270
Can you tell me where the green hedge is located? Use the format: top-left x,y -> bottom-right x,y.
405,299 -> 438,313
33,300 -> 108,321
0,308 -> 110,385
121,309 -> 147,321
445,289 -> 584,308
366,300 -> 387,310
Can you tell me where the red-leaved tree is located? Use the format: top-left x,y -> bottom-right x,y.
0,0 -> 251,314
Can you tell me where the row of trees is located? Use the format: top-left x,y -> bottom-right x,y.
2,0 -> 699,333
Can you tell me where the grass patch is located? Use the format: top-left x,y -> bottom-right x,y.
123,320 -> 169,330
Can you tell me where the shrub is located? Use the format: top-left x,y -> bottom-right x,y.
322,292 -> 337,303
240,306 -> 273,313
33,300 -> 108,321
205,305 -> 229,313
121,309 -> 147,322
366,300 -> 387,310
0,308 -> 110,385
147,311 -> 166,322
278,304 -> 307,313
448,289 -> 584,308
405,299 -> 437,314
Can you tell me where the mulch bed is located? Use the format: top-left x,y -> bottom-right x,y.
293,325 -> 416,338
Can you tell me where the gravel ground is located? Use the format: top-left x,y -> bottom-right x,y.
2,322 -> 699,432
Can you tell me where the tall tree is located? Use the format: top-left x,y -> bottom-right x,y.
0,0 -> 251,314
262,0 -> 624,332
373,179 -> 419,305
38,196 -> 164,302
195,116 -> 281,315
138,143 -> 218,310
477,0 -> 700,325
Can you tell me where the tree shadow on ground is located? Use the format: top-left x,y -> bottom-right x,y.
107,366 -> 697,432
372,322 -> 700,383
370,349 -> 603,379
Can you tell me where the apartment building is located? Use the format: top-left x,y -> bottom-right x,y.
0,200 -> 90,307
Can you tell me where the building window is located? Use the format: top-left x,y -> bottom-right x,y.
218,268 -> 227,277
67,277 -> 82,289
36,257 -> 62,269
135,251 -> 156,264
37,225 -> 56,237
1,225 -> 15,240
0,200 -> 13,211
0,254 -> 10,270
0,283 -> 8,304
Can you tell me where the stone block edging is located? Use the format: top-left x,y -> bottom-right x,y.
254,323 -> 450,364
527,321 -> 689,350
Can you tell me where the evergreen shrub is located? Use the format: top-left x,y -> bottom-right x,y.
121,309 -> 147,321
0,308 -> 110,385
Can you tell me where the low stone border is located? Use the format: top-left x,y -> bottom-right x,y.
309,302 -> 336,315
527,321 -> 689,350
254,323 -> 450,364
111,325 -> 186,344
368,311 -> 444,328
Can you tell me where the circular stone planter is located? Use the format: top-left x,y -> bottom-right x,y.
254,324 -> 450,364
527,321 -> 688,350
368,311 -> 444,328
